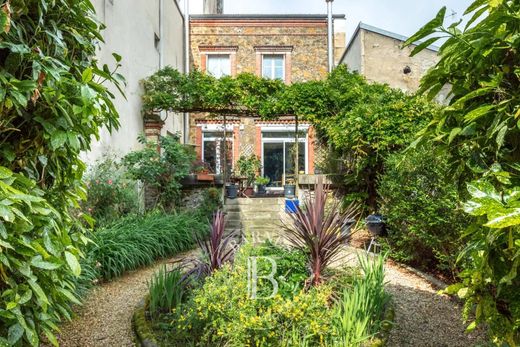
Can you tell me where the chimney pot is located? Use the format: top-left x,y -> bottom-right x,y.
203,0 -> 223,14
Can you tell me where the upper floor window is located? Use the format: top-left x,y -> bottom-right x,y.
262,54 -> 285,80
207,54 -> 231,78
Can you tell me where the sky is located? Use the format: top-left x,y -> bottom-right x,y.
188,0 -> 474,45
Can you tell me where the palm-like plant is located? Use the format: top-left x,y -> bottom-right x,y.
198,210 -> 238,274
283,179 -> 359,286
184,210 -> 239,281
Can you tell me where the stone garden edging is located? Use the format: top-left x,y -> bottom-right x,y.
132,298 -> 159,347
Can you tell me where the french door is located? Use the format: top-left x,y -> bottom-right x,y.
262,133 -> 306,188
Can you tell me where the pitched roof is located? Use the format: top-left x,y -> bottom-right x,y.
339,22 -> 440,64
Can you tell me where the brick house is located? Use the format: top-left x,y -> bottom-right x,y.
189,14 -> 344,190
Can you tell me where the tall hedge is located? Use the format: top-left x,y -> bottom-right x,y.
0,1 -> 121,345
379,146 -> 468,279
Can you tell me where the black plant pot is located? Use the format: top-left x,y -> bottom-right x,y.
365,214 -> 386,237
256,184 -> 267,196
181,173 -> 197,186
284,184 -> 296,198
226,184 -> 238,199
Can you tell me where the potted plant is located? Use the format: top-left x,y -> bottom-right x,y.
193,160 -> 214,182
236,155 -> 261,197
226,183 -> 238,199
255,176 -> 270,196
284,178 -> 296,198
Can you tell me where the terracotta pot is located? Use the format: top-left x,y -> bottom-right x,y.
244,187 -> 254,197
197,173 -> 214,182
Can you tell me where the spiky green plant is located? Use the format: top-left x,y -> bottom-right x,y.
148,266 -> 185,317
331,254 -> 389,346
283,179 -> 359,285
84,211 -> 208,281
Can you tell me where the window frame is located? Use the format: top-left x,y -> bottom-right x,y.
261,54 -> 285,81
206,53 -> 232,79
201,131 -> 234,174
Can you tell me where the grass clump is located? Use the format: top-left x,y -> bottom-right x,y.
330,254 -> 389,345
148,266 -> 186,318
81,211 -> 208,283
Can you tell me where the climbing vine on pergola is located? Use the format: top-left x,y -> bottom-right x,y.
141,66 -> 434,209
141,67 -> 322,187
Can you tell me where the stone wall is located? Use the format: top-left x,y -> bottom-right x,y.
361,30 -> 439,94
190,17 -> 329,83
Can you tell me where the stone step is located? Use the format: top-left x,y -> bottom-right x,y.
224,220 -> 243,229
225,198 -> 285,205
224,204 -> 283,213
242,219 -> 282,228
225,211 -> 282,221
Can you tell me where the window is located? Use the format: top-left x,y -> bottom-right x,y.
202,131 -> 233,174
206,54 -> 231,78
262,54 -> 285,80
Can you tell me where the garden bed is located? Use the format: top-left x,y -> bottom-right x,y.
136,241 -> 392,346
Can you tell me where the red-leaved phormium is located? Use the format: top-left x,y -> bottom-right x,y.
283,179 -> 359,286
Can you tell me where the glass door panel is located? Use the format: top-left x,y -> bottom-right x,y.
284,142 -> 306,178
263,142 -> 284,187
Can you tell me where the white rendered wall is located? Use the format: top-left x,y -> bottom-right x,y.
84,0 -> 185,165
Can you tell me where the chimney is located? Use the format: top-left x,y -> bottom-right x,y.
203,0 -> 223,14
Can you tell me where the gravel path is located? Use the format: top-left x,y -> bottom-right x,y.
337,248 -> 486,347
53,251 -> 195,347
384,262 -> 486,347
54,247 -> 486,347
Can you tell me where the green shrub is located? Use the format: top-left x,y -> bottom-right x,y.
123,135 -> 194,210
0,0 -> 122,344
0,168 -> 85,346
197,187 -> 222,221
308,67 -> 435,212
190,243 -> 334,346
84,211 -> 208,281
150,241 -> 390,346
378,147 -> 467,279
148,266 -> 186,318
83,156 -> 138,227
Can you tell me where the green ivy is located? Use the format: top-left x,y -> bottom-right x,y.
0,0 -> 122,344
142,66 -> 436,211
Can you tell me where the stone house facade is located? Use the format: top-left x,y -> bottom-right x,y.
189,14 -> 344,189
339,22 -> 448,101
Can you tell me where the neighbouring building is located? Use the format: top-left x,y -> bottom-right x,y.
189,13 -> 345,190
84,0 -> 186,164
339,22 -> 447,100
334,31 -> 346,65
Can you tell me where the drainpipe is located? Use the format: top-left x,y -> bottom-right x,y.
183,0 -> 190,144
159,0 -> 164,69
326,0 -> 334,73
